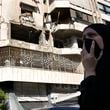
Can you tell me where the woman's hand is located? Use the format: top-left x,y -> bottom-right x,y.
81,41 -> 97,78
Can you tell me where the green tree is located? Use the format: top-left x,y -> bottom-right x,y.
0,89 -> 6,110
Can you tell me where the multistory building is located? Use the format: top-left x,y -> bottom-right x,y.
0,0 -> 110,109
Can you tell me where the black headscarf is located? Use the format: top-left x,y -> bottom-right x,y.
79,23 -> 110,110
83,23 -> 110,82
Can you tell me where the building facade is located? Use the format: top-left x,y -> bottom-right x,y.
0,0 -> 110,109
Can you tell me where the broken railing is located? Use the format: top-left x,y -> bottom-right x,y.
0,46 -> 80,73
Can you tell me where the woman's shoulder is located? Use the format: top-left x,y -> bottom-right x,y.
79,76 -> 96,91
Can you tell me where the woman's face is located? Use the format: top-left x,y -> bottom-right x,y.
83,27 -> 104,50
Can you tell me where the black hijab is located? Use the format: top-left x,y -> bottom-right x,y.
79,23 -> 110,110
83,23 -> 110,82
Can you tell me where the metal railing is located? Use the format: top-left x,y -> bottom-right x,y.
0,46 -> 80,73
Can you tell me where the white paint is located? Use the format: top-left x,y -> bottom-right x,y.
0,67 -> 84,84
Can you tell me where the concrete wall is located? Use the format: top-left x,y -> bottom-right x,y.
69,0 -> 92,11
0,0 -> 46,41
1,0 -> 42,22
0,67 -> 84,85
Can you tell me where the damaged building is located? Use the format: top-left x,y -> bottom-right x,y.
0,0 -> 110,109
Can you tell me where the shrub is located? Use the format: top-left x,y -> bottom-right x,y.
0,89 -> 6,110
0,89 -> 6,101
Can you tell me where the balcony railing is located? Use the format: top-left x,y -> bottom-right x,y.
0,47 -> 80,73
19,13 -> 34,25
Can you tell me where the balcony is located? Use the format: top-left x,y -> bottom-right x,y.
0,46 -> 82,73
50,8 -> 93,38
49,0 -> 70,12
19,13 -> 35,27
0,46 -> 84,84
49,0 -> 92,14
51,23 -> 87,36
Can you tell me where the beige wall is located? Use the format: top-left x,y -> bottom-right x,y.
1,0 -> 44,26
0,0 -> 47,40
0,67 -> 84,85
69,0 -> 92,11
1,0 -> 19,22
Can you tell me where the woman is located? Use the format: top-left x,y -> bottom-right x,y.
78,23 -> 110,110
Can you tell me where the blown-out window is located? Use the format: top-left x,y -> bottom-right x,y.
20,2 -> 37,13
70,9 -> 93,23
19,3 -> 39,24
11,23 -> 41,44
